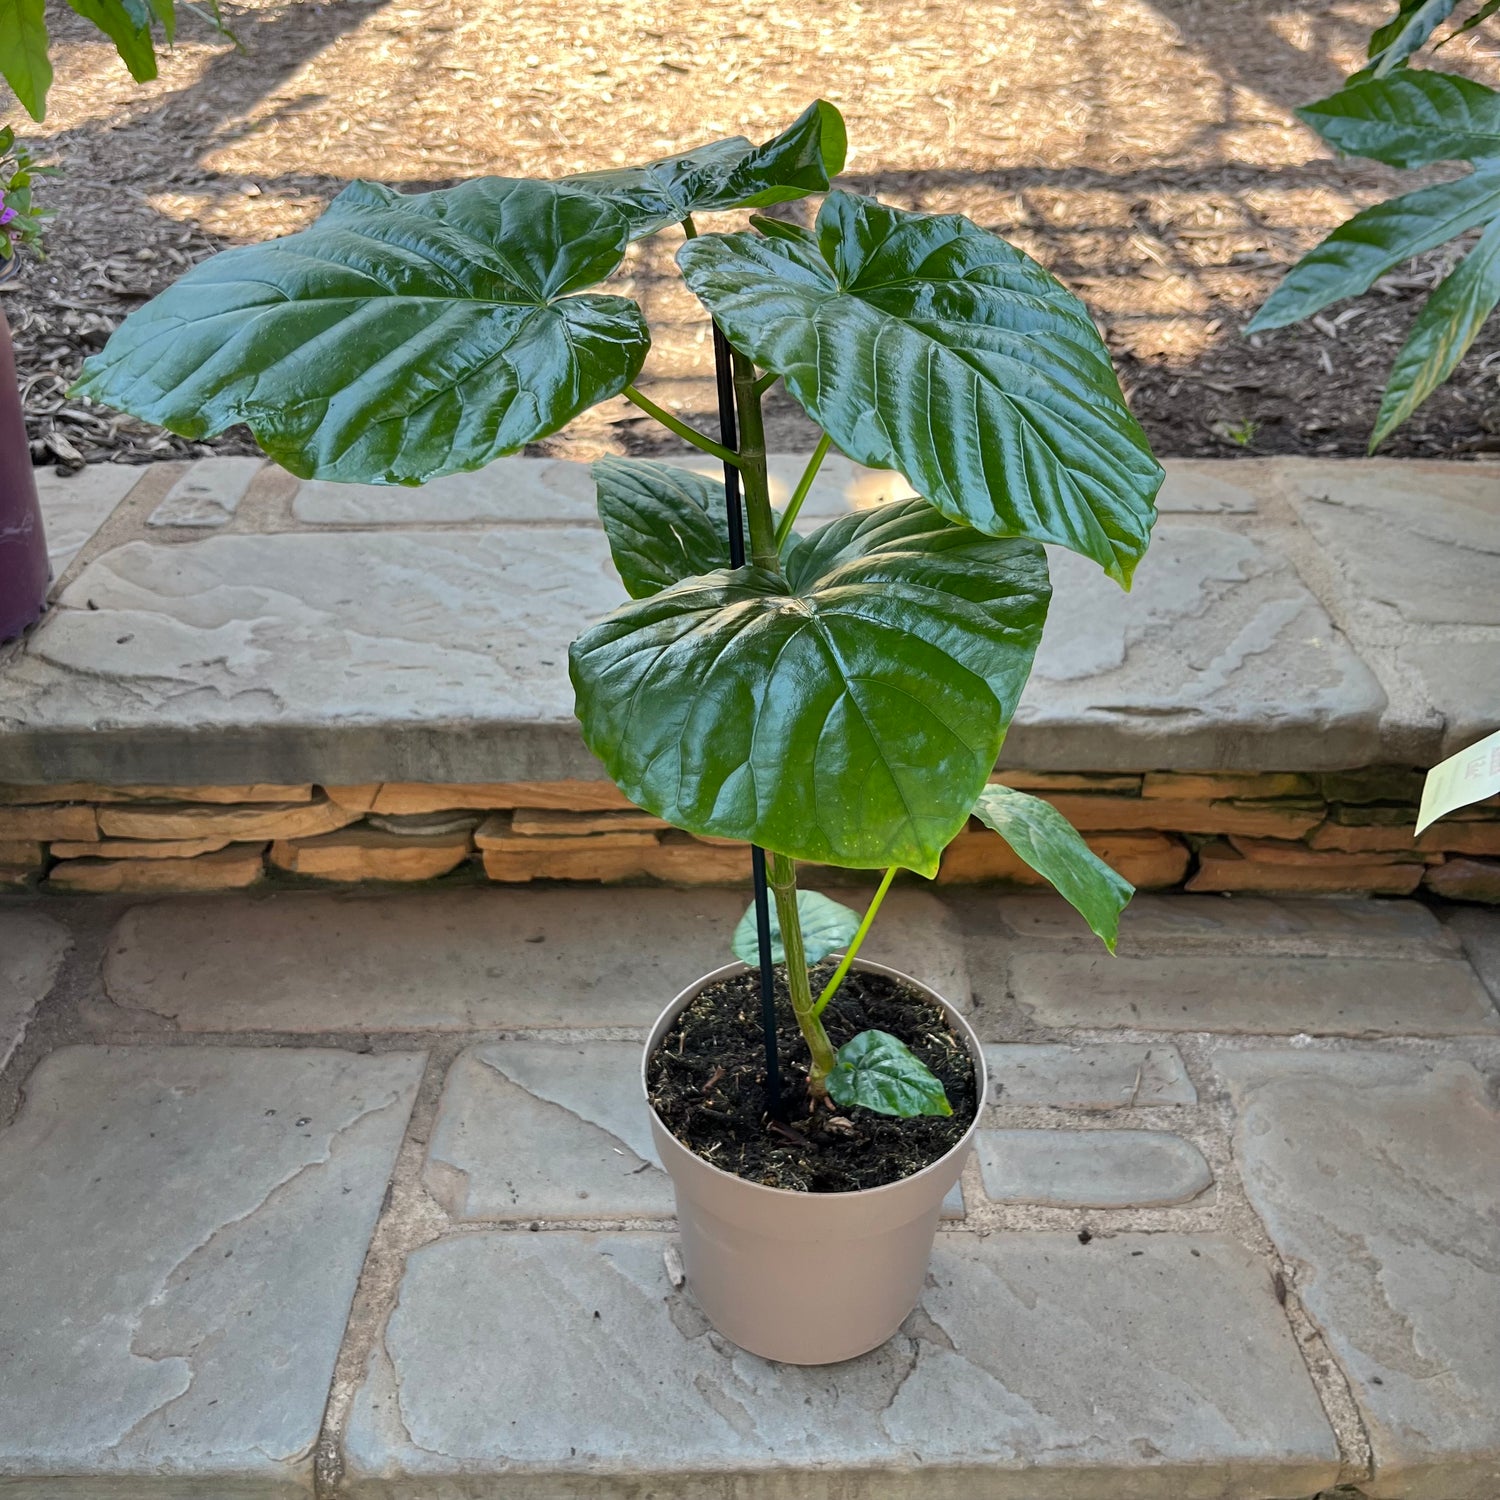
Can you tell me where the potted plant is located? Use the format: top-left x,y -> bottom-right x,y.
0,127 -> 53,642
73,100 -> 1162,1363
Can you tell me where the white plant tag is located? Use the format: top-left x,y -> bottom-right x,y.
1416,728 -> 1500,836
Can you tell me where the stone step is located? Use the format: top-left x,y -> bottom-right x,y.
4,456 -> 1497,786
2,890 -> 1498,1497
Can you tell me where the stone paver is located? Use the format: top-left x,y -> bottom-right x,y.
0,527 -> 622,784
146,456 -> 263,528
1400,642 -> 1500,757
985,1042 -> 1196,1107
1003,951 -> 1500,1036
293,452 -> 918,526
1013,525 -> 1386,770
343,1230 -> 1338,1500
1217,1050 -> 1500,1500
35,464 -> 142,576
975,891 -> 1455,958
977,1129 -> 1212,1207
425,1040 -> 673,1219
0,1045 -> 424,1495
1449,908 -> 1500,1005
102,887 -> 970,1031
0,907 -> 70,1068
1285,460 -> 1500,629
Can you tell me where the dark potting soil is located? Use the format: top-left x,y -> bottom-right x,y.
647,964 -> 978,1194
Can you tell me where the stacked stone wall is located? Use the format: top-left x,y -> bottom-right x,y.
2,769 -> 1496,902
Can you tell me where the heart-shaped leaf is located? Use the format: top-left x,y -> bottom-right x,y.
1298,72 -> 1500,169
677,190 -> 1161,586
595,458 -> 738,599
594,456 -> 803,598
559,100 -> 846,240
827,1029 -> 952,1118
570,497 -> 1050,876
970,784 -> 1133,952
1373,213 -> 1500,447
1249,164 -> 1500,331
74,178 -> 650,483
732,888 -> 861,969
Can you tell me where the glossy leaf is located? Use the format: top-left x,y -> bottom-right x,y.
1367,0 -> 1457,75
0,0 -> 52,120
970,784 -> 1133,952
1249,165 -> 1500,330
67,0 -> 158,82
1372,214 -> 1500,446
571,497 -> 1051,876
678,190 -> 1161,586
732,889 -> 860,968
595,459 -> 738,598
1299,71 -> 1500,169
826,1029 -> 951,1118
559,100 -> 846,240
592,457 -> 800,598
74,178 -> 649,483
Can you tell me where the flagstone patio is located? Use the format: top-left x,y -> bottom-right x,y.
1,886 -> 1496,1500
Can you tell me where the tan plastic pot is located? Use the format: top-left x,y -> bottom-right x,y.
643,957 -> 986,1365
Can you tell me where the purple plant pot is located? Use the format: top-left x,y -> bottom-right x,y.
0,292 -> 50,643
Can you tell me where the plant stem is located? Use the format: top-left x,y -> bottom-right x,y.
623,385 -> 742,469
774,431 -> 832,549
766,850 -> 838,1096
728,348 -> 781,571
753,369 -> 780,396
814,865 -> 898,1017
680,215 -> 698,239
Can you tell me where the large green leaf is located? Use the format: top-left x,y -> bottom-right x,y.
1372,214 -> 1500,446
67,0 -> 158,82
570,497 -> 1050,876
732,889 -> 860,968
593,456 -> 802,598
677,190 -> 1161,586
74,179 -> 649,483
969,784 -> 1133,952
826,1030 -> 951,1118
0,0 -> 52,121
559,101 -> 846,240
1249,165 -> 1500,330
1367,0 -> 1458,75
1299,72 -> 1500,169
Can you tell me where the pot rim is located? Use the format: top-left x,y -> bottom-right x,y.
642,955 -> 987,1204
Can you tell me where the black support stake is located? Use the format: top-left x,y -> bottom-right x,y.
711,322 -> 781,1119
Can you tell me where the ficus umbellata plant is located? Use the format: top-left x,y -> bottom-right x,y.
72,101 -> 1160,1122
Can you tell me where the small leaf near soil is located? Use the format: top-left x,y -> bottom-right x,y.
826,1029 -> 953,1118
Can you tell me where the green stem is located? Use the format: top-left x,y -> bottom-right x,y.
814,866 -> 898,1017
623,385 -> 742,469
680,215 -> 698,239
753,369 -> 780,397
766,851 -> 838,1095
774,432 -> 832,549
729,348 -> 781,571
